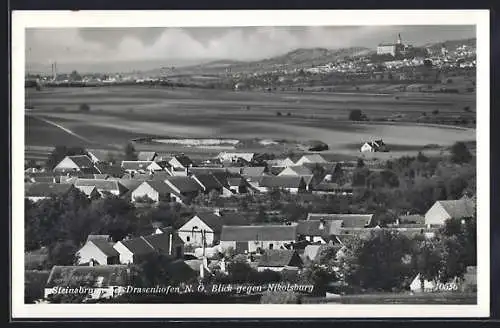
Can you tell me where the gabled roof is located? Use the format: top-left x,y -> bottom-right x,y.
67,155 -> 94,168
306,213 -> 374,228
143,233 -> 184,253
188,167 -> 226,175
150,171 -> 173,181
296,154 -> 327,164
258,249 -> 302,267
120,237 -> 154,256
435,199 -> 475,219
121,161 -> 158,171
140,180 -> 176,196
281,165 -> 313,176
75,179 -> 126,193
187,212 -> 224,232
45,265 -> 129,288
171,155 -> 193,167
192,174 -> 223,190
165,176 -> 203,193
25,183 -> 74,197
137,151 -> 157,161
89,239 -> 120,257
259,176 -> 305,189
75,185 -> 98,197
117,179 -> 144,191
220,224 -> 298,241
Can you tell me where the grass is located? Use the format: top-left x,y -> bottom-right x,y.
25,86 -> 476,159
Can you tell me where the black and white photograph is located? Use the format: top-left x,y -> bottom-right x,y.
12,10 -> 490,318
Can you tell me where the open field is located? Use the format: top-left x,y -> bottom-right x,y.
25,86 -> 476,161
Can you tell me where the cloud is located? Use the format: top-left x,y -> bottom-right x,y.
26,25 -> 475,69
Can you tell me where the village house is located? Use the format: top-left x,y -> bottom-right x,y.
360,139 -> 389,152
256,176 -> 310,193
217,152 -> 255,163
267,157 -> 295,168
137,151 -> 158,162
44,265 -> 130,301
177,212 -> 224,248
297,219 -> 342,244
121,160 -> 163,174
74,179 -> 128,197
76,235 -> 120,265
53,155 -> 101,174
25,182 -> 75,202
113,232 -> 184,264
210,171 -> 250,197
191,173 -> 224,194
74,185 -> 101,199
424,199 -> 475,228
306,213 -> 374,228
130,180 -> 177,203
219,224 -> 298,254
163,176 -> 203,203
256,249 -> 303,272
294,154 -> 327,166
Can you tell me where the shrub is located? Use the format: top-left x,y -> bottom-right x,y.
79,103 -> 90,112
349,109 -> 366,121
276,111 -> 282,116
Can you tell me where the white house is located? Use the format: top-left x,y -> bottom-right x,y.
219,224 -> 298,254
424,199 -> 475,228
295,154 -> 327,166
130,180 -> 176,203
53,155 -> 101,174
76,236 -> 120,265
177,213 -> 223,248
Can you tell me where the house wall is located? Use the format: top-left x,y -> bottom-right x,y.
53,157 -> 79,171
113,242 -> 135,264
361,143 -> 374,152
131,183 -> 159,202
425,202 -> 451,227
178,216 -> 217,247
76,242 -> 108,265
278,167 -> 299,176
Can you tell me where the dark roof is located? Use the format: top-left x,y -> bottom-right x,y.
75,179 -> 126,193
25,183 -> 74,197
259,176 -> 305,188
165,176 -> 203,193
297,220 -> 335,237
306,213 -> 374,228
149,171 -> 172,181
220,224 -> 298,241
117,179 -> 144,191
210,171 -> 231,187
95,164 -> 125,177
193,174 -> 223,190
218,213 -> 248,226
45,265 -> 129,288
258,249 -> 302,267
120,237 -> 154,256
142,180 -> 176,195
436,199 -> 475,218
137,151 -> 157,161
90,239 -> 120,257
189,167 -> 226,175
120,233 -> 183,256
67,155 -> 94,168
171,155 -> 193,167
190,212 -> 224,232
398,214 -> 425,225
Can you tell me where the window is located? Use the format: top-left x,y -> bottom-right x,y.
269,243 -> 274,250
186,236 -> 190,242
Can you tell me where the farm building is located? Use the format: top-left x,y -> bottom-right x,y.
177,212 -> 224,248
44,265 -> 130,301
121,160 -> 163,174
219,224 -> 298,253
424,199 -> 475,227
76,235 -> 120,265
113,232 -> 184,264
360,139 -> 389,152
257,249 -> 303,272
74,179 -> 128,197
163,176 -> 203,203
130,180 -> 177,203
25,182 -> 75,202
53,155 -> 101,174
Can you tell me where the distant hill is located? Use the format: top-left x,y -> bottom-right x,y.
178,46 -> 373,74
423,38 -> 476,52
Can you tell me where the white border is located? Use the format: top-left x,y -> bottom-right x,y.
12,10 -> 490,318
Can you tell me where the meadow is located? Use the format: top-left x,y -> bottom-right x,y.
24,86 -> 476,161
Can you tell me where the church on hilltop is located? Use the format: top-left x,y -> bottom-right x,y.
377,34 -> 413,57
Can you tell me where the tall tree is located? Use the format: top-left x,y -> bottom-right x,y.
124,142 -> 138,161
450,142 -> 473,164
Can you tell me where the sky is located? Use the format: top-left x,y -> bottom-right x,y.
25,26 -> 475,73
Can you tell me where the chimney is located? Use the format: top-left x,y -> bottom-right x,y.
169,233 -> 173,255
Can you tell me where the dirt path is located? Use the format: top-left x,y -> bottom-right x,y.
29,114 -> 95,144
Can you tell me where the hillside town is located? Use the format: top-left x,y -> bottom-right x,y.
25,141 -> 477,304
